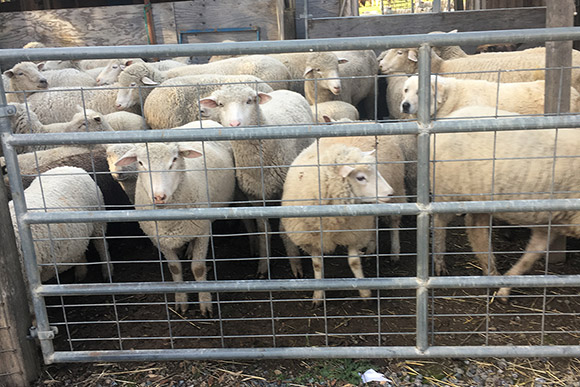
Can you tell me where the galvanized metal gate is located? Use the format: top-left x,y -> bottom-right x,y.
1,28 -> 580,365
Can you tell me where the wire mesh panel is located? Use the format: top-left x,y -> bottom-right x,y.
1,28 -> 580,365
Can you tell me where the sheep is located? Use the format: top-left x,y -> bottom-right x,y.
281,52 -> 346,103
115,141 -> 236,315
400,75 -> 580,118
430,106 -> 580,300
385,73 -> 413,120
42,68 -> 97,88
476,43 -> 522,54
9,166 -> 112,283
3,62 -> 48,102
9,103 -> 113,153
311,100 -> 360,123
96,58 -> 186,86
199,85 -> 314,277
280,142 -> 395,303
42,58 -> 112,72
114,57 -> 289,109
22,41 -> 46,49
104,111 -> 149,131
3,146 -> 131,208
321,50 -> 378,117
25,84 -> 140,124
133,74 -> 274,129
379,46 -> 580,88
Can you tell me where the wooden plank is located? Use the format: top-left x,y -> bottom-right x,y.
0,165 -> 40,386
308,7 -> 546,38
152,3 -> 178,45
173,0 -> 282,43
0,4 -> 150,49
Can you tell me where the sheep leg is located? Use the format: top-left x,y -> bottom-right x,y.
310,248 -> 324,306
348,246 -> 371,299
91,224 -> 114,280
497,227 -> 556,302
159,246 -> 187,313
464,213 -> 499,276
433,213 -> 455,275
255,217 -> 272,277
242,218 -> 259,257
280,222 -> 303,278
187,234 -> 212,317
389,215 -> 401,262
74,253 -> 88,282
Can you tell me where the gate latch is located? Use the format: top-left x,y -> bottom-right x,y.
0,104 -> 16,118
29,325 -> 59,340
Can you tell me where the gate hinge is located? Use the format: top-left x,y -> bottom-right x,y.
29,325 -> 59,340
0,104 -> 16,118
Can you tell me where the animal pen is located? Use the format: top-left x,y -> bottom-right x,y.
1,26 -> 580,379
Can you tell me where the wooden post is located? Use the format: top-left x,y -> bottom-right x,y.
545,0 -> 574,264
0,168 -> 41,385
144,0 -> 157,46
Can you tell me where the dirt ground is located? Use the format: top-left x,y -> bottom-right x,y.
30,214 -> 580,386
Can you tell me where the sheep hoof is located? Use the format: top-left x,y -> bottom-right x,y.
312,291 -> 324,307
496,288 -> 511,304
434,264 -> 448,276
175,293 -> 189,314
199,292 -> 213,317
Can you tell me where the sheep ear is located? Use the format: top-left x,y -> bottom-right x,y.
408,50 -> 418,63
199,98 -> 218,108
448,29 -> 458,33
3,69 -> 14,78
178,144 -> 203,159
339,165 -> 355,178
94,116 -> 102,123
75,104 -> 84,113
115,150 -> 138,166
362,149 -> 376,157
432,78 -> 445,106
322,114 -> 333,123
37,62 -> 45,71
124,60 -> 135,67
257,93 -> 272,104
141,76 -> 158,86
303,67 -> 314,77
338,58 -> 349,65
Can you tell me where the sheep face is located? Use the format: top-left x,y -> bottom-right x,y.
70,108 -> 113,132
340,149 -> 394,203
115,143 -> 202,205
4,62 -> 48,91
106,144 -> 137,182
303,52 -> 344,96
199,85 -> 271,127
116,62 -> 157,109
400,75 -> 442,116
96,59 -> 126,86
379,48 -> 418,75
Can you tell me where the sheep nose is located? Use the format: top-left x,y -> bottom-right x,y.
332,86 -> 341,94
39,79 -> 48,88
230,120 -> 241,127
401,102 -> 410,113
154,194 -> 167,204
96,78 -> 102,84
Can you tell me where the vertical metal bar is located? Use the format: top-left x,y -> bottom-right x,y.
433,0 -> 442,12
0,83 -> 56,363
415,43 -> 432,352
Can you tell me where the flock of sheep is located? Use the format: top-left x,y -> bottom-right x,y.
2,32 -> 579,316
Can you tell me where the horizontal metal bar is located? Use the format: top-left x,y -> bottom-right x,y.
7,114 -> 580,146
22,199 -> 580,225
36,275 -> 580,296
48,344 -> 580,363
0,27 -> 579,62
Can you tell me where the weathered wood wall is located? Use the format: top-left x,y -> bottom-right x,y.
463,0 -> 545,9
0,0 -> 287,49
308,7 -> 546,38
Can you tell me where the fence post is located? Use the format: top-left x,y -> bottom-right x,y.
545,0 -> 574,264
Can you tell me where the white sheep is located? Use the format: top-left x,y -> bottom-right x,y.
281,142 -> 395,303
9,103 -> 113,153
431,106 -> 580,300
400,75 -> 580,117
42,68 -> 97,88
3,62 -> 48,103
96,58 -> 186,86
311,100 -> 360,123
199,85 -> 314,277
379,46 -> 580,87
127,74 -> 274,130
385,73 -> 413,120
104,111 -> 149,131
25,84 -> 140,124
9,166 -> 112,283
42,58 -> 112,72
115,141 -> 236,315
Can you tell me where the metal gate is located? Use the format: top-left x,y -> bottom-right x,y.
1,27 -> 580,365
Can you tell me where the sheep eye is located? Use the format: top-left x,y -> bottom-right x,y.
172,157 -> 178,164
130,82 -> 137,87
397,50 -> 403,55
356,174 -> 367,182
17,72 -> 24,76
218,102 -> 224,107
138,161 -> 143,166
112,65 -> 118,69
246,98 -> 253,104
404,88 -> 408,93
